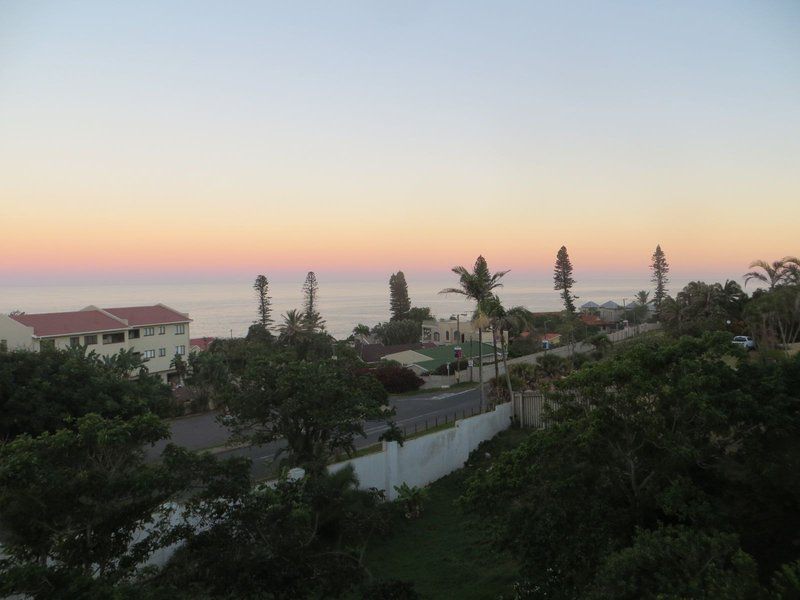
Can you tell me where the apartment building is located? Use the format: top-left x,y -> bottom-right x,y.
0,304 -> 191,382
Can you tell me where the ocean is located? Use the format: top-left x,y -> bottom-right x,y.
0,275 -> 708,340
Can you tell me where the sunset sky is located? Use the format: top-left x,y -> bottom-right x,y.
1,1 -> 799,284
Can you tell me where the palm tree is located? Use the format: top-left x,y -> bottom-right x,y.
278,309 -> 305,346
504,306 -> 536,338
479,295 -> 516,403
440,256 -> 509,409
744,257 -> 800,290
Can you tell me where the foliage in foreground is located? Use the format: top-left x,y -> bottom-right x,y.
462,333 -> 800,598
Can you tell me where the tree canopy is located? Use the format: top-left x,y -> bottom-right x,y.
462,333 -> 800,597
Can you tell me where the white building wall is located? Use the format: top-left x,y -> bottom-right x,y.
0,315 -> 37,350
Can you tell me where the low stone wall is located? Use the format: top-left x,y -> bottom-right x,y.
329,402 -> 513,500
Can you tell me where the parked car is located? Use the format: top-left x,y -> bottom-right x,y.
732,335 -> 756,350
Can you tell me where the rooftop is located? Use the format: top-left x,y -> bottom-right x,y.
9,304 -> 190,337
102,304 -> 190,326
12,310 -> 126,337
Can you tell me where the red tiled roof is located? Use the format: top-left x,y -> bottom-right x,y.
543,333 -> 561,341
580,314 -> 610,327
103,305 -> 190,326
11,310 -> 126,337
190,337 -> 215,351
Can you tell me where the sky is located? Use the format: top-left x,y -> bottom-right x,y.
1,1 -> 799,285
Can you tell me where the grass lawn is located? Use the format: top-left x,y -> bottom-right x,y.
363,428 -> 529,599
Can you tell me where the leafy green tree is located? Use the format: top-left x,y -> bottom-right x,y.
650,244 -> 670,314
745,284 -> 800,351
0,413 -> 249,598
744,256 -> 800,290
463,334 -> 800,596
223,358 -> 389,471
406,306 -> 433,323
170,352 -> 188,385
101,347 -> 148,379
352,323 -> 371,337
301,271 -> 325,332
659,281 -> 730,336
159,466 -> 390,600
553,246 -> 577,315
586,333 -> 612,358
504,306 -> 536,337
185,350 -> 232,410
587,526 -> 762,600
253,274 -> 273,328
371,320 -> 420,345
389,271 -> 412,321
440,255 -> 509,408
0,348 -> 172,440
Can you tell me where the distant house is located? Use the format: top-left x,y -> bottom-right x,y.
357,342 -> 437,364
382,342 -> 496,375
422,318 -> 478,345
0,304 -> 191,382
580,301 -> 600,313
190,337 -> 216,352
599,301 -> 624,323
579,313 -> 614,333
541,332 -> 562,346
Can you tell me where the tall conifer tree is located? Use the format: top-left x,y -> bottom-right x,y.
650,245 -> 670,313
553,246 -> 577,315
389,271 -> 412,321
253,274 -> 272,327
301,271 -> 325,332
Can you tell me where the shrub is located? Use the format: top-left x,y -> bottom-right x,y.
373,364 -> 424,394
432,358 -> 470,376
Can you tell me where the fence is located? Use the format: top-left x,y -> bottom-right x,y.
395,401 -> 496,438
512,390 -> 549,428
329,401 -> 513,500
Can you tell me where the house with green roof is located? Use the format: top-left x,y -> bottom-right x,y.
382,342 -> 496,374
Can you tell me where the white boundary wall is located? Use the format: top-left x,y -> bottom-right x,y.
329,402 -> 513,500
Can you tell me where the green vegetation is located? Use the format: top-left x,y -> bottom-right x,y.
463,333 -> 800,598
553,245 -> 577,315
390,271 -> 412,321
364,429 -> 528,599
650,243 -> 670,313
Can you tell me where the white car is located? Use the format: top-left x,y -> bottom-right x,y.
732,336 -> 756,350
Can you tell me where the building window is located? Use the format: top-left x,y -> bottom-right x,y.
129,329 -> 140,339
0,340 -> 7,352
102,332 -> 125,345
69,336 -> 81,348
143,349 -> 156,359
445,330 -> 450,341
159,347 -> 166,357
175,324 -> 185,335
158,325 -> 166,335
434,332 -> 440,342
84,335 -> 97,345
175,345 -> 186,355
143,327 -> 155,336
40,339 -> 55,350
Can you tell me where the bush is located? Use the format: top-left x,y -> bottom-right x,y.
373,364 -> 424,394
432,359 -> 470,376
508,338 -> 540,358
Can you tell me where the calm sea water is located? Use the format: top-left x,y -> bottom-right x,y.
1,275 -> 703,340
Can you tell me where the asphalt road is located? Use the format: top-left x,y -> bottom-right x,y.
147,385 -> 485,479
148,337 -> 625,479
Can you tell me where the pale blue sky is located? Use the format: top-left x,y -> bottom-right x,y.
1,1 -> 799,282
